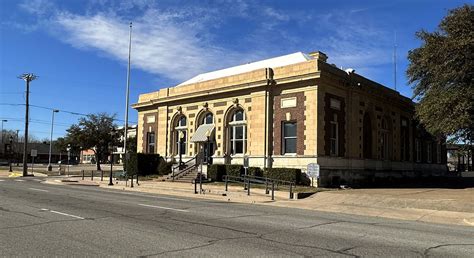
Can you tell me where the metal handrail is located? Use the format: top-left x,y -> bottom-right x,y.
171,152 -> 203,180
222,174 -> 296,199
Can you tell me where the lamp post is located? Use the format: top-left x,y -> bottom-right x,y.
47,109 -> 59,171
1,119 -> 7,145
109,128 -> 116,186
9,136 -> 13,172
178,131 -> 184,167
66,144 -> 71,177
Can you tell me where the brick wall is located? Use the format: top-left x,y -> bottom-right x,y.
273,92 -> 306,155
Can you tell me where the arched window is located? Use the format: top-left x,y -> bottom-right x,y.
228,109 -> 247,155
174,116 -> 187,155
380,118 -> 390,160
202,113 -> 214,125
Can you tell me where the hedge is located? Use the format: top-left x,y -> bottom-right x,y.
264,168 -> 310,185
125,153 -> 165,176
247,167 -> 263,177
207,164 -> 244,181
207,164 -> 309,185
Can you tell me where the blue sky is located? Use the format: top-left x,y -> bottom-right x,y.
0,0 -> 470,141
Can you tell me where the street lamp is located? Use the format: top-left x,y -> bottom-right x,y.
178,131 -> 184,167
108,128 -> 116,186
9,136 -> 13,172
47,109 -> 59,171
66,144 -> 71,176
1,119 -> 7,145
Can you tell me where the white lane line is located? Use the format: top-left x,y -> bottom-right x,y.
14,179 -> 25,182
40,208 -> 85,220
0,179 -> 4,182
138,204 -> 189,213
28,188 -> 49,192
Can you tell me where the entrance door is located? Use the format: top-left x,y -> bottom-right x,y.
202,142 -> 214,164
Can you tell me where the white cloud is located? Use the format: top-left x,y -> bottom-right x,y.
51,8 -> 263,82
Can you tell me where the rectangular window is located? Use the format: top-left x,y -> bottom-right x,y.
282,122 -> 297,154
147,132 -> 155,154
415,139 -> 421,162
427,142 -> 432,163
330,121 -> 338,156
230,125 -> 246,155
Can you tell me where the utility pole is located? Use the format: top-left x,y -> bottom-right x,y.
123,22 -> 132,171
18,73 -> 37,177
1,119 -> 7,145
47,109 -> 59,171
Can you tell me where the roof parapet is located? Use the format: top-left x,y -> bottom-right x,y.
308,51 -> 328,62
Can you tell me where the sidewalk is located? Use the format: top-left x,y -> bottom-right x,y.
44,177 -> 474,227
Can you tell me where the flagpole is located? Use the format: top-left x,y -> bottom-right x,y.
124,22 -> 132,169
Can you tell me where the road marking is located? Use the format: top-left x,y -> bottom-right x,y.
33,179 -> 42,182
28,188 -> 49,192
40,208 -> 85,220
0,179 -> 4,182
14,179 -> 25,182
138,204 -> 189,213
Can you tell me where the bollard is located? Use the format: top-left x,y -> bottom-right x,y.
225,176 -> 228,192
101,170 -> 104,181
82,170 -> 84,180
91,171 -> 94,181
194,179 -> 198,194
265,179 -> 269,194
271,181 -> 275,201
247,179 -> 251,195
130,175 -> 134,188
136,174 -> 139,186
289,183 -> 294,199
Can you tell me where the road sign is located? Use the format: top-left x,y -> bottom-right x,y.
307,163 -> 319,178
31,149 -> 37,157
243,156 -> 249,168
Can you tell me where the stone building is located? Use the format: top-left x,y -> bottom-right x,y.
132,51 -> 447,185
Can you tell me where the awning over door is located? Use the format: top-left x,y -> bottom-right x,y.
190,124 -> 215,142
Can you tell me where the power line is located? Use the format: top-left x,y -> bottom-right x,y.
0,103 -> 137,124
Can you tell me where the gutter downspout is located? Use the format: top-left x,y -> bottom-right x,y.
264,68 -> 274,170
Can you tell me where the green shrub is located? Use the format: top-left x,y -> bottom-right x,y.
247,167 -> 263,177
157,161 -> 173,175
264,168 -> 305,185
126,153 -> 164,176
208,164 -> 227,181
125,153 -> 138,176
225,165 -> 243,177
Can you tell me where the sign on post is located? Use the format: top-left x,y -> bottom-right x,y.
31,149 -> 37,157
243,156 -> 249,168
307,163 -> 320,178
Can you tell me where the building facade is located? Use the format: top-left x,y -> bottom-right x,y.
133,51 -> 447,186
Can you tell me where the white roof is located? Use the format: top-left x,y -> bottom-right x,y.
178,52 -> 312,86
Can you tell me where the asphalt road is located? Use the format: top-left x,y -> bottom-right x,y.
1,178 -> 473,257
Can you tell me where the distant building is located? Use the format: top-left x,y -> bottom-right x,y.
79,125 -> 137,164
113,125 -> 137,164
1,141 -> 65,164
447,144 -> 473,172
132,51 -> 447,186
